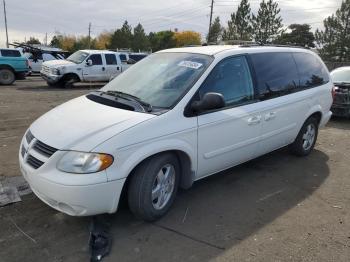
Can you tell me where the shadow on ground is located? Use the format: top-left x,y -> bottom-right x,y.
0,148 -> 329,262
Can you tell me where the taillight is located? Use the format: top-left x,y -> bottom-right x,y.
331,86 -> 336,100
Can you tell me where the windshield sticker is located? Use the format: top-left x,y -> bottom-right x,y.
178,61 -> 203,69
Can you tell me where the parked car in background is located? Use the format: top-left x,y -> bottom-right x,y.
24,52 -> 65,73
0,48 -> 29,85
330,66 -> 350,118
41,50 -> 133,88
20,45 -> 332,221
129,53 -> 148,62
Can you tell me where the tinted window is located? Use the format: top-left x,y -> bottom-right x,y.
293,52 -> 329,88
119,54 -> 127,62
1,49 -> 21,57
129,54 -> 147,62
89,54 -> 102,65
199,56 -> 254,107
105,54 -> 117,65
250,52 -> 299,100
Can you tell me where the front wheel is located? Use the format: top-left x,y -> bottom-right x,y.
128,153 -> 180,221
0,69 -> 15,85
290,117 -> 319,156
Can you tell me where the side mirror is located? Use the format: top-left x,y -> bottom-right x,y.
86,59 -> 93,66
191,92 -> 225,113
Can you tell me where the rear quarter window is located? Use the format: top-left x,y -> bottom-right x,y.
250,52 -> 299,100
293,52 -> 329,88
0,49 -> 21,57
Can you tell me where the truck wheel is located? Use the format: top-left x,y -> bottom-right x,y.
290,117 -> 318,156
128,153 -> 180,222
0,69 -> 15,85
63,75 -> 79,88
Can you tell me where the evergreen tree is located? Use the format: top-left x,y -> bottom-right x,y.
275,24 -> 315,47
109,20 -> 133,49
223,0 -> 252,41
251,0 -> 283,44
315,0 -> 350,62
132,23 -> 150,51
207,16 -> 223,43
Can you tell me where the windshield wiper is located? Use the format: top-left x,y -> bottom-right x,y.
103,90 -> 153,112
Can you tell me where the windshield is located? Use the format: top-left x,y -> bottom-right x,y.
67,51 -> 89,64
331,68 -> 350,83
102,52 -> 213,108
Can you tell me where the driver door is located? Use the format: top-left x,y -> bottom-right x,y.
83,54 -> 107,81
196,56 -> 262,178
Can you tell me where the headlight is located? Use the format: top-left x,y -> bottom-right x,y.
51,68 -> 60,75
57,151 -> 114,174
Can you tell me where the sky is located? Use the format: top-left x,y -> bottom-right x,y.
0,0 -> 344,47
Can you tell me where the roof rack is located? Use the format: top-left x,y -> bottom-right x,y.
239,43 -> 309,49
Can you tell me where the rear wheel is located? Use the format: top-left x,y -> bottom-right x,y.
128,153 -> 180,221
0,69 -> 15,85
290,117 -> 318,156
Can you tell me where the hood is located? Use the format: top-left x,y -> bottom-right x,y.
30,96 -> 155,151
43,59 -> 75,67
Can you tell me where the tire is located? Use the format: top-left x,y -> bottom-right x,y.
0,68 -> 15,85
128,153 -> 180,222
63,75 -> 79,88
290,117 -> 319,156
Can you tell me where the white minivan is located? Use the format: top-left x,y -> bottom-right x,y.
19,45 -> 333,221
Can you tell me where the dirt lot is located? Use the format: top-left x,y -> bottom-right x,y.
0,77 -> 349,262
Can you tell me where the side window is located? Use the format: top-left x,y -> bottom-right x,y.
0,49 -> 21,57
89,54 -> 102,65
250,52 -> 299,100
119,54 -> 127,63
199,56 -> 254,107
105,54 -> 117,65
293,52 -> 329,88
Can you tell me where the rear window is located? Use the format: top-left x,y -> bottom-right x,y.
105,54 -> 117,65
250,52 -> 299,100
293,52 -> 329,88
0,49 -> 21,57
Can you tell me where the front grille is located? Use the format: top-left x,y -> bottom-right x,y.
33,140 -> 58,157
25,130 -> 35,144
42,65 -> 50,74
21,145 -> 26,158
26,155 -> 44,169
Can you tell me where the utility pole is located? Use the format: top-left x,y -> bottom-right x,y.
88,22 -> 91,49
208,0 -> 214,43
3,0 -> 9,48
45,32 -> 48,46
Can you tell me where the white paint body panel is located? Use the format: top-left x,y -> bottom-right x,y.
21,46 -> 333,216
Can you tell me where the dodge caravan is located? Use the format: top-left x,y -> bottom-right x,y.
19,45 -> 333,221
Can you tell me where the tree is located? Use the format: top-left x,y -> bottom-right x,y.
174,31 -> 201,47
223,0 -> 252,41
251,0 -> 283,44
148,31 -> 176,51
207,16 -> 223,43
315,0 -> 350,62
26,37 -> 41,45
95,31 -> 112,49
50,35 -> 62,47
275,24 -> 315,47
109,20 -> 133,49
132,23 -> 150,51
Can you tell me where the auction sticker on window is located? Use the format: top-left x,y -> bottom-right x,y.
178,61 -> 203,69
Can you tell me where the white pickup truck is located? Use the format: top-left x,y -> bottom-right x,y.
41,50 -> 134,87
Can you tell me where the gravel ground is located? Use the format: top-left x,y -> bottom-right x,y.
0,77 -> 349,262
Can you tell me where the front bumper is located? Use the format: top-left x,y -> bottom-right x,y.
19,135 -> 126,216
40,71 -> 62,84
320,110 -> 332,127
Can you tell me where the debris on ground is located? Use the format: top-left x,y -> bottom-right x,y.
89,215 -> 112,262
0,176 -> 32,206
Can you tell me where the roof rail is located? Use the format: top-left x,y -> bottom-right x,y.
239,42 -> 309,49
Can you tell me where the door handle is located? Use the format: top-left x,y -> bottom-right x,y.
102,67 -> 105,71
265,112 -> 276,121
247,115 -> 261,125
